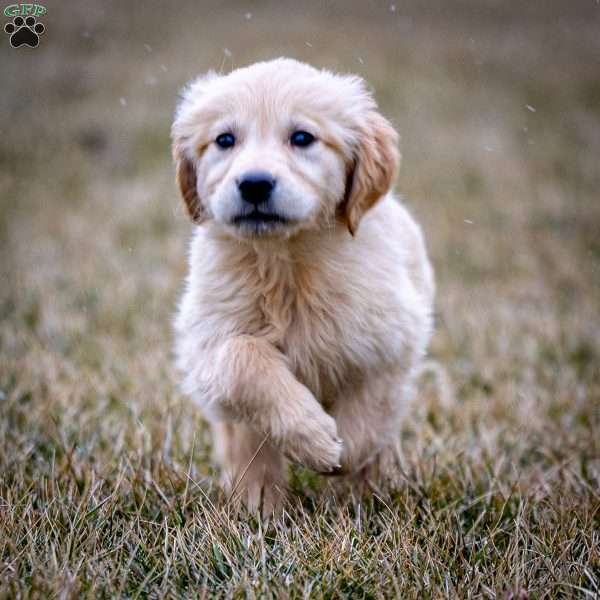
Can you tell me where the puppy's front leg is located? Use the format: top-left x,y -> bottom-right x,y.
199,335 -> 342,473
330,371 -> 409,477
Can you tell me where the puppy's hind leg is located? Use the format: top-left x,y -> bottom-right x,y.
211,421 -> 288,515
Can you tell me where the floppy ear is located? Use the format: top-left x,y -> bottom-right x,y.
171,72 -> 222,224
343,111 -> 400,235
172,140 -> 206,224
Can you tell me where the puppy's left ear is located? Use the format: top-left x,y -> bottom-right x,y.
343,111 -> 400,235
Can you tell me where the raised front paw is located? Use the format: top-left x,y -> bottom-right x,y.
278,402 -> 343,473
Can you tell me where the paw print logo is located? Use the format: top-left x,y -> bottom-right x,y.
4,15 -> 45,48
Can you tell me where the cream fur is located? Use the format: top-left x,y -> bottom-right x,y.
172,58 -> 435,513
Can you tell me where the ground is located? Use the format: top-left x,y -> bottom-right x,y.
1,0 -> 599,597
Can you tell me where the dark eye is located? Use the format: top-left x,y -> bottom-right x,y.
215,133 -> 235,149
290,130 -> 316,147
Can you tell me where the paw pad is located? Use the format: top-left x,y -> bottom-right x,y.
4,15 -> 45,48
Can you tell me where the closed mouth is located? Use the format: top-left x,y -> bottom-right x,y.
232,211 -> 289,226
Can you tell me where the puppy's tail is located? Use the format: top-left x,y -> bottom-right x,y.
413,359 -> 454,409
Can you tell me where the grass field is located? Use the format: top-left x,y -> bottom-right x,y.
1,0 -> 599,597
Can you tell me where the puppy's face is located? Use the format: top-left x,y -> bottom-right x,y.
172,59 -> 399,238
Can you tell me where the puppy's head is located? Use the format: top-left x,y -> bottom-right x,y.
172,58 -> 399,238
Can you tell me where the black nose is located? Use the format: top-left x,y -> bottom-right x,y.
238,172 -> 276,206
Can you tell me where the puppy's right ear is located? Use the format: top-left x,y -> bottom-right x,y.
171,72 -> 221,224
172,140 -> 206,224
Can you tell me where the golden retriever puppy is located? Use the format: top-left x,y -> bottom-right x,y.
172,58 -> 434,513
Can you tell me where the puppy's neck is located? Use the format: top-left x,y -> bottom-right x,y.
206,223 -> 349,273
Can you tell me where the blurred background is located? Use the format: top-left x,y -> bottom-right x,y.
2,0 -> 600,470
2,0 -> 600,475
1,0 -> 600,548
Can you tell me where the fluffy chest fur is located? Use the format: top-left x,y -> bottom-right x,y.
176,200 -> 431,404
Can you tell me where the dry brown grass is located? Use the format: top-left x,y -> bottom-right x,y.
1,1 -> 599,597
